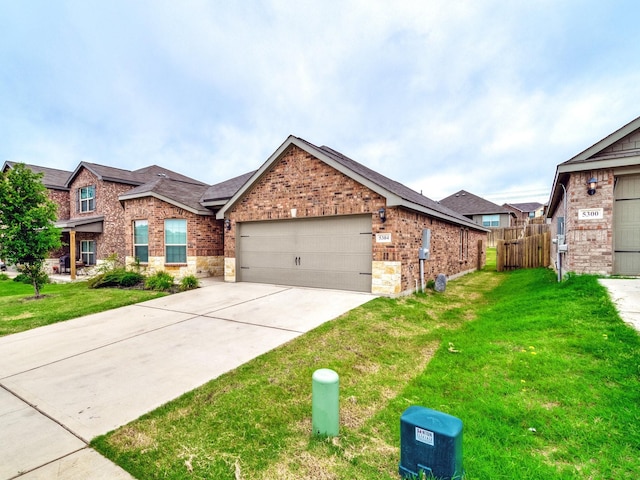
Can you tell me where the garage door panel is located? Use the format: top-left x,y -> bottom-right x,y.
614,175 -> 640,275
238,215 -> 373,292
295,252 -> 372,272
614,252 -> 640,276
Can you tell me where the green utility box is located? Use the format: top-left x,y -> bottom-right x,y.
399,406 -> 463,479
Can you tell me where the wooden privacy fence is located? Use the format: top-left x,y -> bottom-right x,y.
487,227 -> 524,247
496,231 -> 551,271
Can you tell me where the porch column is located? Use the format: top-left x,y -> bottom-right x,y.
70,230 -> 76,280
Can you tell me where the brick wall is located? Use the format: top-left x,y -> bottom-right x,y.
123,196 -> 224,276
48,188 -> 70,220
225,144 -> 486,293
386,209 -> 486,292
550,168 -> 614,275
566,169 -> 614,274
224,145 -> 387,257
68,169 -> 132,260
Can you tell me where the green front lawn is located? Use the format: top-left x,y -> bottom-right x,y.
0,277 -> 167,336
92,267 -> 640,479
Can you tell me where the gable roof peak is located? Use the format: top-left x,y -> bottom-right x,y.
217,135 -> 488,231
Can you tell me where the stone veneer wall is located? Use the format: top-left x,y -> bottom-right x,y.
224,144 -> 486,294
550,169 -> 614,275
123,196 -> 224,278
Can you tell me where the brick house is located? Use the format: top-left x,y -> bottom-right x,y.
118,171 -> 253,278
2,161 -> 230,278
503,202 -> 544,224
4,136 -> 489,294
217,136 -> 488,295
547,115 -> 640,276
440,190 -> 515,228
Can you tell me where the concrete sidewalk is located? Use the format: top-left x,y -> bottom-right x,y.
599,278 -> 640,332
0,282 -> 375,479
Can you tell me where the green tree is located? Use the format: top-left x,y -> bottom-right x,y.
0,163 -> 61,297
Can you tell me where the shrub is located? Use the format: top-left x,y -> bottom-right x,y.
145,271 -> 175,292
0,273 -> 9,281
88,268 -> 144,289
180,275 -> 199,291
119,271 -> 145,287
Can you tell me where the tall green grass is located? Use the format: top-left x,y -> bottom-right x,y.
92,268 -> 640,479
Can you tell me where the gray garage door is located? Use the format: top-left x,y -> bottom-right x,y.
614,174 -> 640,275
237,215 -> 373,292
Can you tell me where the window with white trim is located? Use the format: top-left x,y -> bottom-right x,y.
80,240 -> 95,265
165,219 -> 187,263
133,220 -> 149,263
79,186 -> 95,212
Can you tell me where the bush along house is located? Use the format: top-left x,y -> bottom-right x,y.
216,136 -> 489,295
547,115 -> 640,277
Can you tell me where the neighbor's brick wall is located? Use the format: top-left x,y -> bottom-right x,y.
48,188 -> 70,220
225,144 -> 486,293
123,196 -> 224,276
68,169 -> 133,260
382,208 -> 486,293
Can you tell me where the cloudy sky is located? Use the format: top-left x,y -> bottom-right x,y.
2,1 -> 639,205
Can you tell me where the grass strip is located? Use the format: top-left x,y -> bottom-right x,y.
0,279 -> 166,336
92,267 -> 640,479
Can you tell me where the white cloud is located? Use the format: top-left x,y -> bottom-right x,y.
1,0 -> 640,200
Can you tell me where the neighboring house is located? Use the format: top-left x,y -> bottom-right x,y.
119,170 -> 254,278
439,190 -> 515,228
503,202 -> 545,223
547,115 -> 640,276
57,162 -> 213,276
216,136 -> 489,295
3,136 -> 491,295
2,160 -> 231,278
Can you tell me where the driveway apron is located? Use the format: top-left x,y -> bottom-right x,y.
0,282 -> 375,479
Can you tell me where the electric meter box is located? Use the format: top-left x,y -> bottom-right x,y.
399,406 -> 463,480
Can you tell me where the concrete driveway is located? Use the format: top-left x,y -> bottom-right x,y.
599,278 -> 640,332
0,281 -> 375,479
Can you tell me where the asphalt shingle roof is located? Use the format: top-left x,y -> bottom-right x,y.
505,202 -> 543,213
3,162 -> 72,189
296,138 -> 481,228
439,190 -> 512,216
121,177 -> 211,214
201,171 -> 256,203
67,162 -> 206,188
